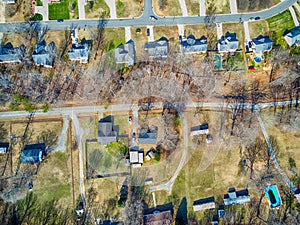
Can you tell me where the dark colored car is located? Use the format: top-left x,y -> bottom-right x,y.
255,17 -> 260,20
146,28 -> 150,36
57,19 -> 64,22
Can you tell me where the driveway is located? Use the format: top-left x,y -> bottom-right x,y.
216,23 -> 222,39
243,21 -> 250,43
78,0 -> 86,19
229,0 -> 238,14
105,0 -> 116,19
199,0 -> 205,16
178,0 -> 188,16
294,2 -> 300,13
147,25 -> 154,42
289,6 -> 299,26
125,26 -> 131,42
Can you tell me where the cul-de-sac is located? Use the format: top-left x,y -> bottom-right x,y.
1,0 -> 300,224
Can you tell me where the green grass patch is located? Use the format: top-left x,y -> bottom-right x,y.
116,0 -> 125,17
49,0 -> 70,20
85,0 -> 110,18
37,0 -> 43,6
30,13 -> 43,21
104,28 -> 125,52
267,10 -> 295,48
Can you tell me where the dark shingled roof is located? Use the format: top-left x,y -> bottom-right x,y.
98,116 -> 118,146
20,143 -> 46,164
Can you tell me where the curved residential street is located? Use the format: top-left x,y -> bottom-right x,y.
0,0 -> 297,32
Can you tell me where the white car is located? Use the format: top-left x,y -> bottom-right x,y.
149,16 -> 157,22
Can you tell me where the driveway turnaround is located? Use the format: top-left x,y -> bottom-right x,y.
78,0 -> 86,19
289,6 -> 299,26
34,0 -> 49,21
229,0 -> 238,14
105,0 -> 117,19
199,0 -> 206,16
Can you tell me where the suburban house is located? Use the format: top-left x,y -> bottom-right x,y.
143,209 -> 173,225
180,35 -> 208,54
115,40 -> 135,66
144,37 -> 169,58
250,35 -> 273,53
283,26 -> 300,46
138,130 -> 157,145
190,123 -> 209,136
218,206 -> 225,218
193,196 -> 216,211
32,40 -> 56,67
217,33 -> 239,52
20,143 -> 46,164
0,142 -> 9,154
129,147 -> 144,168
97,116 -> 118,146
68,43 -> 89,63
0,43 -> 24,64
145,148 -> 155,161
223,188 -> 250,205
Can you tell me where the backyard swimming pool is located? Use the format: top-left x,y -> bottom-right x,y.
254,56 -> 262,63
265,185 -> 282,208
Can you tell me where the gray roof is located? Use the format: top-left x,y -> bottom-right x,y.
145,38 -> 169,58
98,117 -> 118,146
68,43 -> 89,63
251,35 -> 273,53
115,40 -> 135,65
0,43 -> 24,63
224,188 -> 250,205
32,40 -> 56,67
181,35 -> 208,54
139,132 -> 157,145
217,35 -> 239,52
2,0 -> 15,3
284,26 -> 300,46
20,143 -> 45,164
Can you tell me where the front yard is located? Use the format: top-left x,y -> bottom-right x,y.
49,0 -> 71,20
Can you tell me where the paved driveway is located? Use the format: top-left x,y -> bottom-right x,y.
216,23 -> 222,39
125,26 -> 131,42
105,0 -> 116,19
243,21 -> 250,43
178,0 -> 188,16
229,0 -> 238,14
289,6 -> 299,26
199,0 -> 205,16
78,0 -> 86,19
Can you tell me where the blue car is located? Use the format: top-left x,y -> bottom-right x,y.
57,19 -> 64,23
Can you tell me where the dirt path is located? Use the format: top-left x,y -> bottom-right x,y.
256,112 -> 297,192
150,113 -> 188,192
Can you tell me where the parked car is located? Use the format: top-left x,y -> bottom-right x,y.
57,19 -> 64,23
146,28 -> 150,36
255,17 -> 260,20
149,16 -> 157,22
249,17 -> 255,21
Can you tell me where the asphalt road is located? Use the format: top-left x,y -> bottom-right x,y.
0,0 -> 297,32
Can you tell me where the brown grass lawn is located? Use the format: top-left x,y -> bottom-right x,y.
116,0 -> 143,18
130,27 -> 148,58
261,109 -> 300,177
185,0 -> 199,16
5,1 -> 31,22
207,0 -> 230,14
248,20 -> 269,39
184,24 -> 206,37
153,0 -> 182,16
